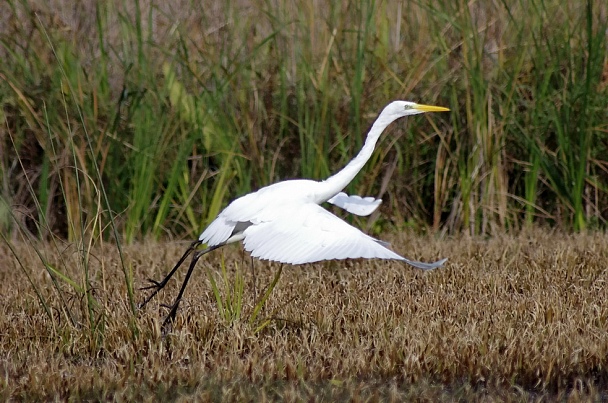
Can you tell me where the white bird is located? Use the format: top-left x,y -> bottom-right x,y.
140,100 -> 449,326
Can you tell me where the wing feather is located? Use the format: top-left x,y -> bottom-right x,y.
199,215 -> 235,246
199,187 -> 446,270
327,192 -> 382,216
242,203 -> 445,269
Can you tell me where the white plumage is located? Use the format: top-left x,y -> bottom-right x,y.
199,179 -> 446,269
141,100 -> 450,326
198,100 -> 450,269
327,192 -> 382,216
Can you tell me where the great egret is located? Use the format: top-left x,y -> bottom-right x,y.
140,100 -> 449,326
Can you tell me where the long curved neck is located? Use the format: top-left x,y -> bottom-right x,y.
316,111 -> 398,202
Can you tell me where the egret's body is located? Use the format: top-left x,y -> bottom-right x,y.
140,101 -> 449,326
200,179 -> 430,266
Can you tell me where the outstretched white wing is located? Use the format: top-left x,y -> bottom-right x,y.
242,202 -> 446,269
327,192 -> 382,216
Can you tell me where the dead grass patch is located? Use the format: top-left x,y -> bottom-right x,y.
2,230 -> 608,401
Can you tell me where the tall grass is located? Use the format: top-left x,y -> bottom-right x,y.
0,0 -> 606,241
497,0 -> 607,232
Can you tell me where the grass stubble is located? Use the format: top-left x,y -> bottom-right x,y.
1,230 -> 607,401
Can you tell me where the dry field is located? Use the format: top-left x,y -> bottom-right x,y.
2,230 -> 608,401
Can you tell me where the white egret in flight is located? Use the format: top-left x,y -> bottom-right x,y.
140,100 -> 449,326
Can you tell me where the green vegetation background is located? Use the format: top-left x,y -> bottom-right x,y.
1,0 -> 607,242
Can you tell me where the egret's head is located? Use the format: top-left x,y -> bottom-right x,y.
383,100 -> 450,119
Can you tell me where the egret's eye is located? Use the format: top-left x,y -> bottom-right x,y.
403,104 -> 413,110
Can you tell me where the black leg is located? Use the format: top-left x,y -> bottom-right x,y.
138,240 -> 203,309
161,244 -> 224,330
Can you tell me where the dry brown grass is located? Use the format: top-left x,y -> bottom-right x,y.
2,230 -> 608,401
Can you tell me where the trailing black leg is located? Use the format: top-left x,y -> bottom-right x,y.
138,240 -> 202,309
161,244 -> 224,329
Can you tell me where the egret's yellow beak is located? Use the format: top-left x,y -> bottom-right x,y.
413,103 -> 450,112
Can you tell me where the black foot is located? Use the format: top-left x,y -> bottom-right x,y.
140,278 -> 164,291
138,279 -> 168,309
